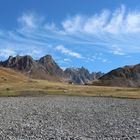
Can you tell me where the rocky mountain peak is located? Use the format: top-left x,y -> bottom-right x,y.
39,55 -> 63,76
64,67 -> 103,84
39,55 -> 54,65
2,55 -> 34,72
0,54 -> 104,84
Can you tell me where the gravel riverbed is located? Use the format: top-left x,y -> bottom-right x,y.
0,96 -> 140,140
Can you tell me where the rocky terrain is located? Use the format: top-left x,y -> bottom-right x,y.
91,72 -> 104,80
0,55 -> 63,80
96,64 -> 140,87
0,96 -> 140,140
64,67 -> 104,84
0,55 -> 103,84
2,55 -> 140,87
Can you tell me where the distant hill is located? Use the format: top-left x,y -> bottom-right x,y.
95,64 -> 140,87
0,55 -> 103,84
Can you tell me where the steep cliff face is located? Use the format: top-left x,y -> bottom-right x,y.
0,55 -> 63,80
2,55 -> 35,71
97,64 -> 140,87
64,67 -> 103,84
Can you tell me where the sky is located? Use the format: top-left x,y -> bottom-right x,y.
0,0 -> 140,72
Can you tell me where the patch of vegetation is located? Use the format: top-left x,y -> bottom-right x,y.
6,88 -> 10,91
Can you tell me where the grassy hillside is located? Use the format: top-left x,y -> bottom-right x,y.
0,68 -> 140,98
0,68 -> 28,83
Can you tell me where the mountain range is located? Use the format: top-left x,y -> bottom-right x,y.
0,55 -> 104,84
1,55 -> 140,87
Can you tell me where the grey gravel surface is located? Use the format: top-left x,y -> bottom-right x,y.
0,96 -> 140,140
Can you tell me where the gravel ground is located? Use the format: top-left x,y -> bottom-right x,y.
0,96 -> 140,140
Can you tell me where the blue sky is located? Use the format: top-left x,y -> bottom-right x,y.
0,0 -> 140,72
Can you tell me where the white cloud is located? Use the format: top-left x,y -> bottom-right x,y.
44,23 -> 57,31
84,10 -> 110,33
55,45 -> 83,58
113,50 -> 125,55
18,13 -> 36,29
111,45 -> 125,55
1,5 -> 140,65
0,49 -> 17,58
62,15 -> 84,33
17,6 -> 140,35
104,5 -> 126,34
125,12 -> 140,32
102,59 -> 107,63
64,58 -> 71,62
62,5 -> 140,34
18,13 -> 44,30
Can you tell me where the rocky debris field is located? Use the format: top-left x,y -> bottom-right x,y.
0,96 -> 140,140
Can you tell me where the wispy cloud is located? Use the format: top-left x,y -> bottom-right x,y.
55,45 -> 83,58
111,45 -> 125,55
62,5 -> 140,34
0,5 -> 140,67
17,12 -> 44,31
0,48 -> 17,58
18,13 -> 36,29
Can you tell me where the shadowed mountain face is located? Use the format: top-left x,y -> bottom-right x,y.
0,55 -> 63,80
64,67 -> 104,84
2,55 -> 140,87
0,55 -> 103,84
2,55 -> 34,70
91,72 -> 104,80
97,64 -> 140,87
64,67 -> 91,84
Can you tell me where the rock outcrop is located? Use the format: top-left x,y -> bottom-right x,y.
64,67 -> 104,84
38,55 -> 63,77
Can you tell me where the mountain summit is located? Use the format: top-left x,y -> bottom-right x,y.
0,55 -> 63,80
39,55 -> 63,76
0,55 -> 103,84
